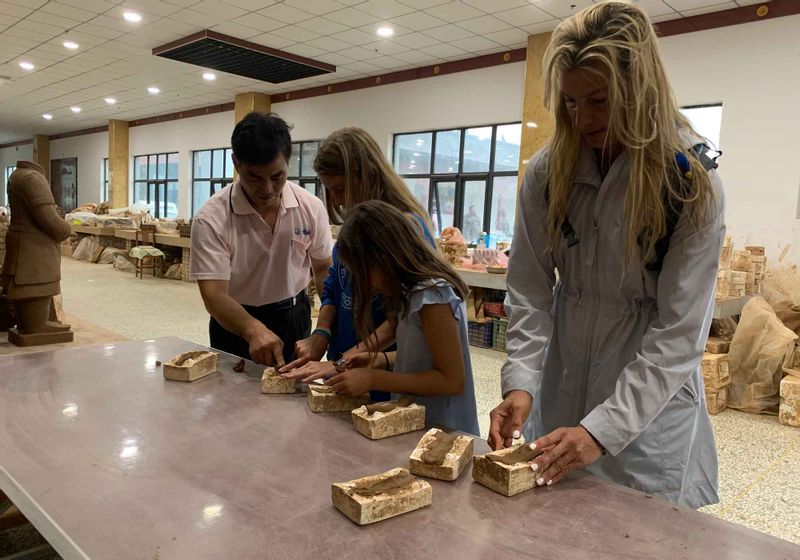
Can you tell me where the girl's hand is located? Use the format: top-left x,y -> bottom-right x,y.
327,368 -> 374,396
345,352 -> 385,370
280,361 -> 336,383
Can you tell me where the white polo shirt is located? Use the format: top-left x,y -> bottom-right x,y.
190,180 -> 332,307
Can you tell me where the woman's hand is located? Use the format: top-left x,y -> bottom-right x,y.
326,368 -> 374,396
344,352 -> 387,370
280,361 -> 336,383
530,426 -> 604,487
488,390 -> 533,450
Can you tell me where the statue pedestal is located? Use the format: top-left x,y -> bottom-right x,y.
8,328 -> 74,347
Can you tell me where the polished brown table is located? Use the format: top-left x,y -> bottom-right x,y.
1,338 -> 797,560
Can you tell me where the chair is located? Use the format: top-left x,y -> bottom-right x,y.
129,227 -> 165,279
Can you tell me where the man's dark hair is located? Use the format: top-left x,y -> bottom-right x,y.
231,112 -> 292,166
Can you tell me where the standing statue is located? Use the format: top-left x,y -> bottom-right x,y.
2,161 -> 74,346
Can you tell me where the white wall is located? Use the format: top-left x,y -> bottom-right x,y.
49,131 -> 107,207
0,144 -> 33,205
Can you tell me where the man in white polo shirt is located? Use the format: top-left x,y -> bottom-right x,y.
191,112 -> 332,366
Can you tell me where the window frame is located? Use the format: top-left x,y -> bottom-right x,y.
392,122 -> 521,244
102,157 -> 109,202
191,148 -> 234,216
4,165 -> 15,206
132,152 -> 179,219
288,140 -> 324,202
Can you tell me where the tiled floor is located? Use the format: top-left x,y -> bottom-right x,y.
50,258 -> 800,545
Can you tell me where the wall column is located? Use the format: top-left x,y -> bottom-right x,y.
518,33 -> 555,187
32,135 -> 49,180
234,92 -> 271,125
108,119 -> 129,208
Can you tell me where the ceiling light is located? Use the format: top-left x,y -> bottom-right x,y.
63,40 -> 79,49
376,26 -> 394,37
202,72 -> 216,81
526,121 -> 538,128
42,113 -> 53,120
105,97 -> 117,105
147,86 -> 160,94
70,106 -> 81,113
123,11 -> 142,23
19,61 -> 34,71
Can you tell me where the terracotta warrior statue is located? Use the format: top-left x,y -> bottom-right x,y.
2,161 -> 73,344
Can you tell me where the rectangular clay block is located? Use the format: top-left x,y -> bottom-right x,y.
705,386 -> 727,415
308,384 -> 370,412
746,246 -> 765,257
351,401 -> 425,439
260,368 -> 296,394
162,351 -> 218,382
779,375 -> 800,427
332,467 -> 432,525
472,444 -> 541,497
705,337 -> 731,354
409,428 -> 474,481
701,353 -> 730,390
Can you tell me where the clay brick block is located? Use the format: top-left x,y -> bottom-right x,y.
745,246 -> 765,257
308,384 -> 370,412
332,467 -> 432,525
705,386 -> 727,415
260,368 -> 296,394
409,428 -> 474,481
779,375 -> 800,427
732,251 -> 754,272
702,353 -> 730,390
351,399 -> 425,439
705,337 -> 731,354
472,444 -> 541,497
163,351 -> 218,382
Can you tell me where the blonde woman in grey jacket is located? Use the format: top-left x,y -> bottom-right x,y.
489,1 -> 724,508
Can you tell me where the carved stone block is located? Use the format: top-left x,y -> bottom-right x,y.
351,398 -> 425,439
701,353 -> 730,390
779,375 -> 800,427
162,351 -> 219,382
409,428 -> 474,481
705,337 -> 730,354
308,384 -> 370,412
705,385 -> 727,415
472,444 -> 541,497
332,467 -> 432,525
260,367 -> 296,394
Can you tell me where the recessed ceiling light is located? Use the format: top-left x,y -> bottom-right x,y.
202,72 -> 216,81
19,61 -> 34,71
376,26 -> 394,37
123,11 -> 142,23
147,86 -> 160,94
70,106 -> 81,113
105,97 -> 117,105
63,40 -> 79,50
42,113 -> 53,120
526,121 -> 538,128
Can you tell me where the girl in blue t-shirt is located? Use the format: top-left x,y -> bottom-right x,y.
280,128 -> 434,393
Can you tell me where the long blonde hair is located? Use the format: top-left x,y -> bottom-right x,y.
336,200 -> 467,353
543,1 -> 715,266
313,127 -> 432,233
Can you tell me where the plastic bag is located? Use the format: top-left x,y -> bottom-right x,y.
728,297 -> 798,414
112,254 -> 135,272
163,263 -> 183,280
72,236 -> 98,261
97,247 -> 122,265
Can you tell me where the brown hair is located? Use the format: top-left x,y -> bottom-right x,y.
336,200 -> 468,353
313,127 -> 432,233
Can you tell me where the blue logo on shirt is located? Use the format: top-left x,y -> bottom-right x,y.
294,227 -> 312,236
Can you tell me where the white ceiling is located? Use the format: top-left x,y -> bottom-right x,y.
0,0 -> 761,143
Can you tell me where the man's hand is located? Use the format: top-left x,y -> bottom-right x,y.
245,323 -> 284,367
326,368 -> 373,396
530,426 -> 603,487
488,390 -> 533,450
280,333 -> 328,373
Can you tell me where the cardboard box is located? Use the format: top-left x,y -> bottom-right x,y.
351,399 -> 425,439
332,468 -> 432,525
409,428 -> 474,481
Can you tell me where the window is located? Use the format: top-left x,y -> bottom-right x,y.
393,123 -> 521,247
680,104 -> 722,150
192,148 -> 233,216
288,140 -> 324,201
133,152 -> 179,219
101,158 -> 109,202
4,165 -> 15,206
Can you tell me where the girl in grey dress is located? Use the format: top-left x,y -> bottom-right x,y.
326,200 -> 480,435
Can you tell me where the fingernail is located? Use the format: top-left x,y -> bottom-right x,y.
512,430 -> 521,439
528,443 -> 537,451
546,480 -> 553,486
536,477 -> 545,486
530,463 -> 538,472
